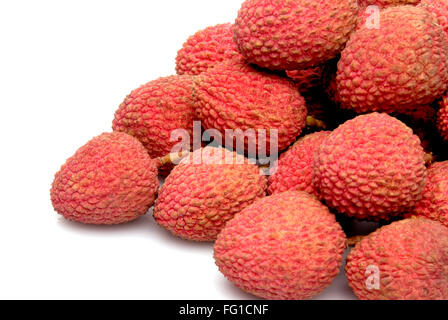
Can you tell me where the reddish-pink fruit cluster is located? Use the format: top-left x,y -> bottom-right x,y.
268,131 -> 330,197
176,23 -> 241,75
51,0 -> 448,302
214,191 -> 346,300
51,132 -> 160,225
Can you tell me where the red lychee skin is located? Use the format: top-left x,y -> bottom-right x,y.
268,131 -> 331,197
438,95 -> 448,141
50,132 -> 160,225
153,147 -> 267,242
346,218 -> 448,300
337,6 -> 448,114
419,0 -> 448,39
176,23 -> 241,76
112,75 -> 195,162
286,67 -> 324,93
409,162 -> 448,227
394,105 -> 437,153
233,0 -> 359,70
193,61 -> 308,154
314,113 -> 427,220
358,0 -> 420,7
356,2 -> 420,31
214,191 -> 346,300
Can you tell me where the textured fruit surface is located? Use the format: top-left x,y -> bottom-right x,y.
176,23 -> 241,75
268,131 -> 330,197
214,191 -> 346,300
194,61 -> 307,154
394,105 -> 438,153
153,147 -> 267,242
419,0 -> 448,38
233,0 -> 359,70
113,75 -> 195,160
346,218 -> 448,300
337,6 -> 448,114
359,0 -> 420,7
410,162 -> 448,227
314,113 -> 427,220
438,95 -> 448,141
51,132 -> 160,225
286,66 -> 324,93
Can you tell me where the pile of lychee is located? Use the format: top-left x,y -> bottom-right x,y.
50,0 -> 448,300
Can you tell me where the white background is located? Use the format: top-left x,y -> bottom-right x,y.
0,0 -> 357,299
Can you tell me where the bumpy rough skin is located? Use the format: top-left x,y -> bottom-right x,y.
394,105 -> 437,153
410,162 -> 448,227
113,75 -> 195,160
286,67 -> 324,93
438,94 -> 448,141
337,6 -> 448,114
346,218 -> 448,300
358,0 -> 420,7
233,0 -> 359,70
314,113 -> 427,220
268,131 -> 330,197
153,147 -> 267,242
176,23 -> 241,75
194,61 -> 307,154
51,132 -> 159,225
419,0 -> 448,38
214,191 -> 346,300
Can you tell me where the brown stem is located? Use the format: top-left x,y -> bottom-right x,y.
157,150 -> 190,167
306,116 -> 327,129
346,235 -> 365,247
424,153 -> 435,166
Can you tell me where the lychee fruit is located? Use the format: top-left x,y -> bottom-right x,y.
50,132 -> 160,225
438,95 -> 448,141
175,23 -> 241,76
419,0 -> 448,38
346,218 -> 448,300
268,131 -> 331,197
153,147 -> 267,242
337,6 -> 448,114
233,0 -> 359,70
393,105 -> 438,153
112,75 -> 196,173
193,60 -> 307,155
314,113 -> 427,220
214,191 -> 346,300
409,162 -> 448,228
